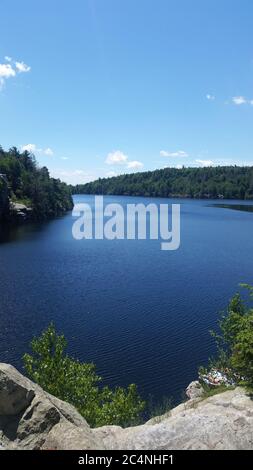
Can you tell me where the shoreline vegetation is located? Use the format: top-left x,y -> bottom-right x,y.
0,145 -> 73,223
2,144 -> 253,228
23,285 -> 253,428
71,165 -> 253,200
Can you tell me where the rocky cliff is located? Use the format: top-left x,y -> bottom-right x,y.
0,363 -> 253,450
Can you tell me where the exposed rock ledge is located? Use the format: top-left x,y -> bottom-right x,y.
10,202 -> 33,221
1,363 -> 253,450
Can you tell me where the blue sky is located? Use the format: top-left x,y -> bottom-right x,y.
0,0 -> 253,184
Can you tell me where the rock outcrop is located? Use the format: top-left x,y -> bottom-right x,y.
10,202 -> 33,221
0,364 -> 104,450
1,363 -> 253,450
185,380 -> 205,400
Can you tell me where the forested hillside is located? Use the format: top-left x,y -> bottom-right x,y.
72,166 -> 253,200
0,146 -> 73,220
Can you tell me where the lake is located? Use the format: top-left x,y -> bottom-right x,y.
1,195 -> 253,406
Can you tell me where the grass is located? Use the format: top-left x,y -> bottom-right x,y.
144,395 -> 173,421
201,382 -> 235,399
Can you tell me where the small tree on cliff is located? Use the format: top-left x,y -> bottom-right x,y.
211,284 -> 253,389
23,324 -> 145,428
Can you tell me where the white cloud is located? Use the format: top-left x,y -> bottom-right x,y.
160,150 -> 169,157
105,149 -> 144,172
0,57 -> 31,90
106,170 -> 118,177
21,144 -> 54,156
232,96 -> 247,105
195,159 -> 214,167
15,61 -> 31,73
50,168 -> 97,185
21,143 -> 38,153
61,156 -> 69,160
231,96 -> 253,106
160,150 -> 189,158
206,94 -> 215,101
126,160 -> 144,169
105,150 -> 128,165
0,63 -> 16,78
44,147 -> 54,156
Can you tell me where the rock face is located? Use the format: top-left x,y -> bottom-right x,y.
185,380 -> 205,400
1,363 -> 253,450
10,202 -> 33,221
0,364 -> 104,450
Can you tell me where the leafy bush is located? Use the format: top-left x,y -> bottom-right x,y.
23,324 -> 145,428
211,284 -> 253,390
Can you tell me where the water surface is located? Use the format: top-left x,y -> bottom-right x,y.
0,195 -> 253,405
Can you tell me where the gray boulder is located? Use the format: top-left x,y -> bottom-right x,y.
185,380 -> 204,400
0,363 -> 104,450
1,363 -> 253,450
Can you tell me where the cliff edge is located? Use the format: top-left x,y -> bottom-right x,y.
0,363 -> 253,450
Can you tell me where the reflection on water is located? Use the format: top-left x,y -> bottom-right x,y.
0,221 -> 46,244
210,204 -> 253,213
0,223 -> 26,243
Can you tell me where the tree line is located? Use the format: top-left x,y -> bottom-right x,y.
71,166 -> 253,200
0,145 -> 73,220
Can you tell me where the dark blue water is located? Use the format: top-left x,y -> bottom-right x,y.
0,195 -> 253,405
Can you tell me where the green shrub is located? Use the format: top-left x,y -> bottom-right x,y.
211,284 -> 253,390
23,324 -> 145,428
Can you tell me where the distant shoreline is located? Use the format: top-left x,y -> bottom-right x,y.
71,166 -> 253,201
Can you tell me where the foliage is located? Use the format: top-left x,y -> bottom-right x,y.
23,324 -> 145,428
71,165 -> 253,200
211,284 -> 253,390
145,395 -> 173,420
0,176 -> 9,218
0,145 -> 73,220
201,383 -> 234,399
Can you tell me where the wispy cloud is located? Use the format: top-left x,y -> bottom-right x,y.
160,150 -> 189,158
44,147 -> 54,156
50,168 -> 98,185
106,170 -> 118,177
195,159 -> 214,167
126,160 -> 144,169
232,96 -> 248,105
206,94 -> 215,101
0,56 -> 31,90
232,96 -> 253,106
21,144 -> 54,156
15,61 -> 31,73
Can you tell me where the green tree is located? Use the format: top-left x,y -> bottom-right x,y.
0,145 -> 73,221
212,285 -> 253,389
23,324 -> 145,427
72,165 -> 253,201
